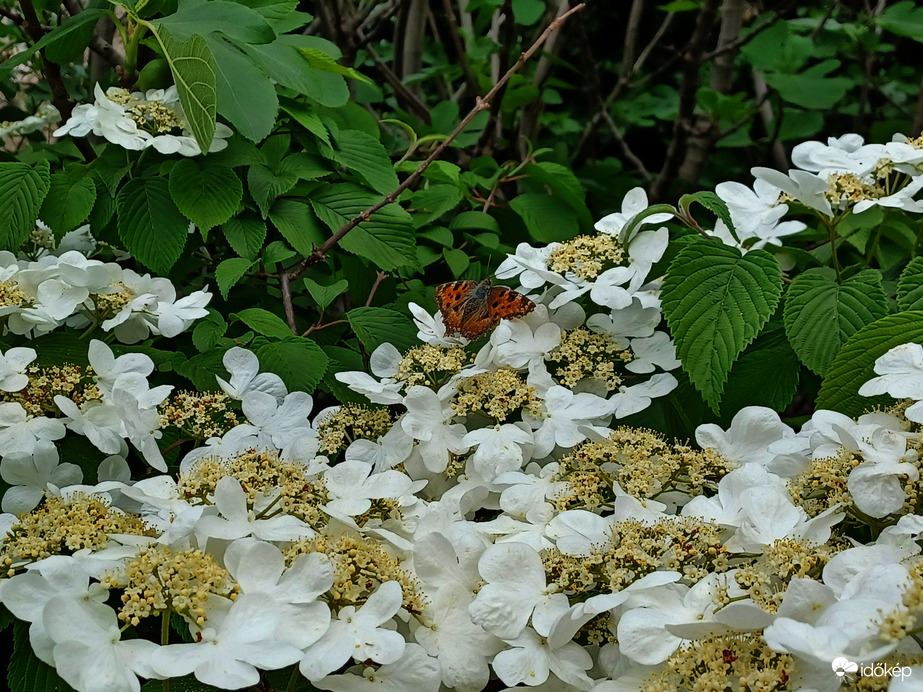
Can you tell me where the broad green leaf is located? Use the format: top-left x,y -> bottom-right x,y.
270,36 -> 349,107
169,158 -> 242,231
154,0 -> 275,44
192,311 -> 228,351
347,306 -> 419,355
310,184 -> 418,270
0,9 -> 106,80
409,185 -> 464,224
257,338 -> 328,393
450,211 -> 500,233
235,307 -> 293,338
522,162 -> 593,232
237,0 -> 298,24
215,257 -> 253,299
719,328 -> 801,419
296,46 -> 368,82
661,242 -> 783,412
176,347 -> 230,390
222,214 -> 266,260
817,311 -> 923,416
7,621 -> 76,692
248,163 -> 297,218
443,248 -> 469,277
509,193 -> 579,243
38,170 -> 95,237
512,0 -> 545,24
155,27 -> 217,154
262,240 -> 296,265
116,177 -> 188,274
877,1 -> 923,41
269,199 -> 325,256
0,160 -> 50,250
764,60 -> 852,110
783,268 -> 888,375
205,34 -> 277,142
332,129 -> 399,195
304,277 -> 348,309
280,99 -> 331,144
897,257 -> 923,311
28,331 -> 91,367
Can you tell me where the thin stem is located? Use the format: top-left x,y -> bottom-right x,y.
280,273 -> 297,333
285,665 -> 300,692
161,610 -> 171,692
284,3 -> 586,282
366,271 -> 388,306
827,219 -> 841,281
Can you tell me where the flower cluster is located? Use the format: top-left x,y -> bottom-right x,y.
54,83 -> 232,156
0,103 -> 61,138
0,243 -> 210,342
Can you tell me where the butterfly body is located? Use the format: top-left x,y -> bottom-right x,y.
435,277 -> 535,340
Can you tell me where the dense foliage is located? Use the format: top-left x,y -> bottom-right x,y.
4,0 -> 923,691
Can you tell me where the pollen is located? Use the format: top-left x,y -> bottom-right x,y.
316,404 -> 394,456
546,233 -> 625,281
159,390 -> 240,441
395,344 -> 471,388
452,368 -> 541,421
546,327 -> 633,390
2,364 -> 99,416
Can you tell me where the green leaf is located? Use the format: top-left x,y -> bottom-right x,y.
235,307 -> 293,338
193,311 -> 228,352
877,1 -> 923,41
204,34 -> 278,142
295,45 -> 368,82
443,248 -> 469,277
215,257 -> 253,299
449,210 -> 500,233
262,240 -> 296,265
512,0 -> 544,25
8,621 -> 78,692
817,311 -> 923,416
169,158 -> 242,231
155,27 -> 217,154
409,185 -> 464,224
0,160 -> 50,250
38,170 -> 95,238
897,257 -> 923,311
257,338 -> 328,393
764,60 -> 852,110
719,328 -> 801,418
310,184 -> 418,270
154,0 -> 275,44
0,9 -> 105,80
248,160 -> 300,218
332,130 -> 398,195
270,199 -> 325,256
304,277 -> 348,308
116,177 -> 188,274
321,345 -> 367,403
222,214 -> 266,260
346,306 -> 419,354
681,191 -> 737,240
509,193 -> 578,243
661,242 -> 783,412
280,99 -> 331,144
783,268 -> 888,376
175,347 -> 230,390
522,161 -> 593,232
271,36 -> 350,107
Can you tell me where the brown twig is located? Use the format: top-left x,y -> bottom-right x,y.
285,2 -> 586,283
473,0 -> 514,157
441,0 -> 480,102
61,0 -> 124,69
302,319 -> 347,337
280,273 -> 297,333
365,271 -> 389,306
602,110 -> 651,182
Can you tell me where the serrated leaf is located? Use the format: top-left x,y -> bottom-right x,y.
898,257 -> 923,310
222,214 -> 266,260
155,27 -> 217,154
332,129 -> 398,195
509,193 -> 578,243
175,347 -> 230,391
248,163 -> 298,218
215,257 -> 252,299
347,306 -> 418,354
310,184 -> 417,270
719,328 -> 801,418
192,311 -> 228,352
783,268 -> 888,375
410,185 -> 464,224
661,242 -> 783,412
169,158 -> 242,231
38,171 -> 96,238
235,307 -> 293,338
682,191 -> 737,239
205,34 -> 277,143
303,277 -> 348,309
817,311 -> 923,416
270,199 -> 325,256
117,177 -> 188,274
522,161 -> 593,232
257,338 -> 328,393
0,160 -> 50,250
153,0 -> 275,44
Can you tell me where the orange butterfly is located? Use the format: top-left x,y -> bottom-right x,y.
435,277 -> 536,340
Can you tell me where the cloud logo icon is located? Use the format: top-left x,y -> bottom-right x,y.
831,657 -> 858,677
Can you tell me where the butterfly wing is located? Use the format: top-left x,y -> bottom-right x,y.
436,280 -> 481,338
485,286 -> 536,325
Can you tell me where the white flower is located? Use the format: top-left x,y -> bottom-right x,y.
196,476 -> 314,542
216,347 -> 287,402
848,427 -> 920,518
0,346 -> 36,392
87,340 -> 155,401
54,396 -> 126,455
401,386 -> 469,472
859,343 -> 923,422
495,243 -> 565,290
0,440 -> 82,514
625,332 -> 680,373
54,83 -> 152,151
314,643 -> 442,692
751,167 -> 833,217
336,343 -> 405,405
111,380 -> 170,472
299,580 -> 406,681
152,593 -> 303,688
594,187 -> 673,243
790,133 -> 885,176
463,423 -> 532,482
322,460 -> 425,518
155,287 -> 211,337
0,402 -> 66,456
524,385 -> 614,457
586,299 -> 661,338
491,319 -> 562,370
492,625 -> 594,690
695,406 -> 794,467
242,390 -> 313,450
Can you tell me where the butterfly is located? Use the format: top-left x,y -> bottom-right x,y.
435,277 -> 536,340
